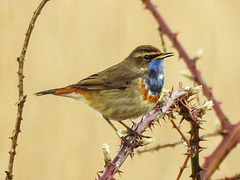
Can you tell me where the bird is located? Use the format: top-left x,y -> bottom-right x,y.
35,45 -> 173,137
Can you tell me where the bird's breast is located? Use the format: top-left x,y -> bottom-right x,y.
140,79 -> 160,104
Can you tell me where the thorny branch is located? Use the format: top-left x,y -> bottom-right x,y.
202,122 -> 240,179
141,0 -> 240,179
98,86 -> 203,180
142,0 -> 228,128
179,99 -> 204,180
5,1 -> 50,180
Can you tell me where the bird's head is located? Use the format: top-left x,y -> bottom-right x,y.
125,45 -> 173,95
126,45 -> 173,72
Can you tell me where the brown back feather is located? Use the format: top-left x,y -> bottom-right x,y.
68,61 -> 143,91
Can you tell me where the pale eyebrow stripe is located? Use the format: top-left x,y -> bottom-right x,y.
132,52 -> 161,58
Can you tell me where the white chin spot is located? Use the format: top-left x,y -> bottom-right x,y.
158,74 -> 164,80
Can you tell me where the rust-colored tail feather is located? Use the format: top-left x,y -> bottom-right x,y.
35,87 -> 78,96
35,88 -> 61,96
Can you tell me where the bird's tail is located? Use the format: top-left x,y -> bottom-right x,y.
35,88 -> 62,96
35,87 -> 79,96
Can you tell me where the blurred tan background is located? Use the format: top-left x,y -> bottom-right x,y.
1,0 -> 240,179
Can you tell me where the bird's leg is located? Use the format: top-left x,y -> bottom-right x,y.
103,117 -> 132,146
104,117 -> 118,132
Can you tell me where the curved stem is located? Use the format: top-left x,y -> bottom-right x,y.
5,1 -> 50,179
142,0 -> 228,128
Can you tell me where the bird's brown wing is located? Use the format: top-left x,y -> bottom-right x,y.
69,63 -> 141,91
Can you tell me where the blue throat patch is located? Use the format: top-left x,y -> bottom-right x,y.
146,59 -> 165,95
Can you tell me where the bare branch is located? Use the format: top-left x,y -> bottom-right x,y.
5,1 -> 50,179
219,173 -> 240,180
158,27 -> 166,52
136,140 -> 184,155
136,132 -> 220,155
169,117 -> 190,146
177,152 -> 191,180
142,0 -> 228,128
201,122 -> 240,179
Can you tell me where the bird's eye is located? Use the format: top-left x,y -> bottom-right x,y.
144,55 -> 150,60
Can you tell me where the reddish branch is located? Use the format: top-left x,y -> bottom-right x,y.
202,122 -> 240,179
98,88 -> 190,180
219,173 -> 240,180
177,153 -> 191,180
5,1 -> 50,180
178,97 -> 209,179
169,117 -> 190,146
142,0 -> 228,128
141,0 -> 240,179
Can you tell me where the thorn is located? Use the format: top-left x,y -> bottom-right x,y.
116,169 -> 123,175
184,151 -> 191,156
178,82 -> 183,88
188,97 -> 196,102
178,54 -> 183,59
200,146 -> 207,150
151,121 -> 155,127
130,152 -> 134,159
173,32 -> 179,39
130,120 -> 135,125
203,156 -> 208,161
148,126 -> 153,132
180,117 -> 185,124
162,116 -> 166,121
9,136 -> 14,140
9,150 -> 16,155
96,172 -> 101,178
199,137 -> 206,141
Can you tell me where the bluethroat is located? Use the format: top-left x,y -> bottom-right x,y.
35,45 -> 173,137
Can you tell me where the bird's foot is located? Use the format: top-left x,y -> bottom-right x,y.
120,136 -> 134,148
127,128 -> 151,139
117,129 -> 153,148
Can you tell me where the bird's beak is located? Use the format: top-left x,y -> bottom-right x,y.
154,52 -> 174,60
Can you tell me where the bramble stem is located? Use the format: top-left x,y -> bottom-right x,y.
5,1 -> 50,179
142,0 -> 228,128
